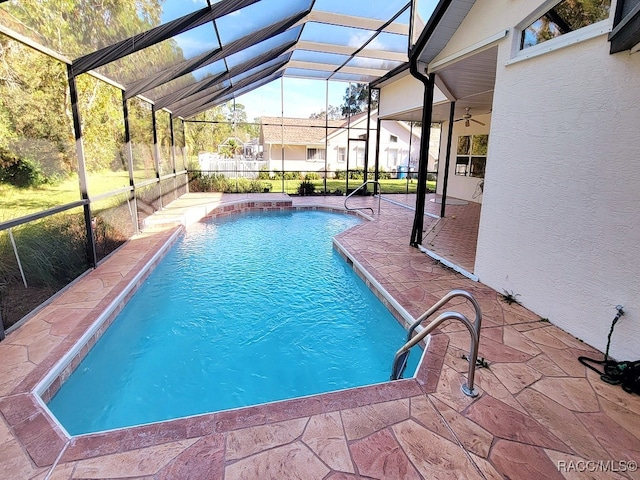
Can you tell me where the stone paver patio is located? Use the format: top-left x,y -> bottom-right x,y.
0,192 -> 638,479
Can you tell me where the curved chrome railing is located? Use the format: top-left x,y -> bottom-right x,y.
344,180 -> 381,215
390,289 -> 482,397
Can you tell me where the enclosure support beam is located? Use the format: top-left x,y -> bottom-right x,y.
122,92 -> 140,235
126,11 -> 307,99
408,121 -> 414,182
410,73 -> 435,247
181,120 -> 188,173
363,86 -> 373,189
346,82 -> 352,193
441,101 -> 456,218
152,105 -> 163,209
67,66 -> 98,268
170,114 -> 177,175
183,120 -> 191,194
72,0 -> 259,75
374,118 -> 382,195
170,113 -> 178,201
280,76 -> 285,194
324,80 -> 329,194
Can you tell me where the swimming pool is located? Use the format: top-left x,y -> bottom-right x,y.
47,210 -> 421,435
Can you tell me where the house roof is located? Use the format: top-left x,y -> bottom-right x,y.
262,109 -> 385,145
260,117 -> 343,145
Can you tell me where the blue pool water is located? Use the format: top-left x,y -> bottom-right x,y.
48,210 -> 420,435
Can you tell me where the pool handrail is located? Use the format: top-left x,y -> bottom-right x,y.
390,289 -> 482,397
344,180 -> 381,215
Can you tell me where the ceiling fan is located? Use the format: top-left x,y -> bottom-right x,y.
454,107 -> 485,127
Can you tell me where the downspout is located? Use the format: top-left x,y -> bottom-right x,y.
408,0 -> 454,247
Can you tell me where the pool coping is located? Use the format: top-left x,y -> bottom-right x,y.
0,199 -> 445,470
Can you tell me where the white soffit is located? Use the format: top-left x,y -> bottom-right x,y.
428,30 -> 509,73
416,0 -> 476,64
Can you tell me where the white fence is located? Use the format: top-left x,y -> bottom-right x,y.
198,153 -> 267,179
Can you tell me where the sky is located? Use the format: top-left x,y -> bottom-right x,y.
154,0 -> 439,120
235,78 -> 348,121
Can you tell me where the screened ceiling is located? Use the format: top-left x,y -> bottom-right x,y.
0,0 -> 432,119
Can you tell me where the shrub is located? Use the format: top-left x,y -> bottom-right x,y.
0,212 -> 91,329
284,171 -> 301,181
258,165 -> 271,180
297,180 -> 315,195
304,172 -> 320,181
187,172 -> 232,192
374,167 -> 391,180
0,147 -> 46,188
334,169 -> 346,180
235,178 -> 266,193
349,169 -> 364,180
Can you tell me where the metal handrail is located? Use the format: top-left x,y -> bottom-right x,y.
344,180 -> 381,215
390,289 -> 482,397
406,289 -> 482,341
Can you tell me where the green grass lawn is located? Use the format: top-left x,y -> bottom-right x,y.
0,171 -> 131,221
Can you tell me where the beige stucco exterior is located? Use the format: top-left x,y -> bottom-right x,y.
379,0 -> 640,360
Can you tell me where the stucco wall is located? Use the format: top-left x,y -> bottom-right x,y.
378,73 -> 448,119
432,0 -> 540,64
378,74 -> 423,119
476,31 -> 640,359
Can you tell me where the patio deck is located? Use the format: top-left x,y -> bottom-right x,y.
0,193 -> 638,479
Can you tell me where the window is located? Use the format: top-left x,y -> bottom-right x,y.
455,135 -> 488,178
355,146 -> 365,166
388,148 -> 398,166
337,147 -> 346,163
307,147 -> 326,161
389,134 -> 398,143
520,0 -> 611,50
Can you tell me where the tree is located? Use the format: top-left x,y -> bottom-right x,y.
340,84 -> 379,117
309,105 -> 342,120
185,108 -> 228,156
527,0 -> 612,46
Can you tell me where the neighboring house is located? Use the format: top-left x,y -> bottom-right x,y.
259,111 -> 431,177
376,0 -> 640,360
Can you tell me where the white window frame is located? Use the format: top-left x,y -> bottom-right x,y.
507,0 -> 614,66
354,146 -> 365,166
306,147 -> 326,162
388,148 -> 399,166
455,135 -> 488,178
337,147 -> 346,163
